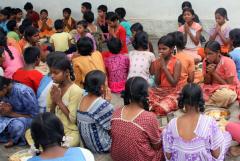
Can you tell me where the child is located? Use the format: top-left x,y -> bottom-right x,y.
15,8 -> 23,27
75,20 -> 96,50
0,9 -> 9,33
178,8 -> 202,63
83,11 -> 104,51
127,31 -> 155,83
97,5 -> 108,39
38,9 -> 54,38
106,12 -> 128,54
0,32 -> 24,79
163,83 -> 231,160
23,26 -> 40,49
73,37 -> 105,88
209,8 -> 231,54
0,76 -> 39,147
50,19 -> 72,52
111,77 -> 163,161
81,2 -> 92,15
29,113 -> 94,161
77,70 -> 113,153
47,57 -> 83,147
63,8 -> 76,32
104,38 -> 129,93
23,2 -> 39,28
229,28 -> 240,80
130,22 -> 154,53
7,20 -> 20,41
115,7 -> 132,44
13,47 -> 43,93
149,34 -> 183,116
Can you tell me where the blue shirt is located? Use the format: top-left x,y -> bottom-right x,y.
230,47 -> 240,80
28,148 -> 86,161
0,21 -> 8,33
120,21 -> 132,37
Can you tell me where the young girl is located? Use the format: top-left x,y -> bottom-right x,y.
163,83 -> 231,160
127,31 -> 155,83
62,8 -> 76,32
178,8 -> 202,63
47,57 -> 83,147
73,37 -> 105,88
0,76 -> 39,147
229,28 -> 240,80
202,40 -> 240,108
0,32 -> 24,79
83,11 -> 104,51
111,77 -> 163,161
106,12 -> 128,54
38,9 -> 54,39
75,20 -> 96,51
77,70 -> 113,153
29,112 -> 94,161
209,8 -> 231,54
97,5 -> 108,39
149,34 -> 183,116
104,38 -> 129,93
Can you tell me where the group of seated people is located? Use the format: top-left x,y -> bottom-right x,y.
0,1 -> 240,161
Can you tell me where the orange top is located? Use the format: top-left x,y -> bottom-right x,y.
7,37 -> 22,54
18,38 -> 27,52
38,18 -> 54,38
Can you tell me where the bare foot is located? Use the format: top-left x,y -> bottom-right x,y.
229,146 -> 240,157
4,140 -> 14,148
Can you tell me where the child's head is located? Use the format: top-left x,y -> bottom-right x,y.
169,31 -> 186,50
0,76 -> 12,97
183,8 -> 195,23
115,7 -> 126,20
84,70 -> 106,96
15,8 -> 23,20
106,12 -> 119,28
77,37 -> 93,56
215,8 -> 228,25
97,5 -> 108,17
76,20 -> 88,34
107,37 -> 122,54
50,57 -> 75,83
181,1 -> 192,10
229,28 -> 240,48
0,31 -> 14,60
24,2 -> 33,12
40,9 -> 48,20
54,19 -> 64,30
158,34 -> 175,58
46,52 -> 67,68
132,31 -> 149,50
122,77 -> 149,111
204,40 -> 221,64
63,8 -> 71,19
23,47 -> 40,66
24,26 -> 39,44
178,83 -> 204,112
9,8 -> 17,20
19,18 -> 33,35
83,11 -> 94,24
31,112 -> 65,151
130,23 -> 143,38
81,2 -> 92,14
6,20 -> 17,31
0,9 -> 9,21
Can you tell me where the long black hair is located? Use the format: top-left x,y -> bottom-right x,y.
204,40 -> 221,53
31,112 -> 65,153
178,83 -> 205,112
121,77 -> 149,111
0,76 -> 12,91
0,32 -> 14,60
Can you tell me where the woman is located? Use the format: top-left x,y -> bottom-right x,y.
28,112 -> 94,161
111,77 -> 163,161
163,83 -> 231,160
0,76 -> 39,147
47,57 -> 83,147
201,40 -> 240,108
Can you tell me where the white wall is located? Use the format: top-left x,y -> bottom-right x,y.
2,0 -> 240,37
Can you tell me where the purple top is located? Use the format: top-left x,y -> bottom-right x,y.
208,23 -> 231,46
75,33 -> 97,51
162,114 -> 232,161
104,54 -> 129,93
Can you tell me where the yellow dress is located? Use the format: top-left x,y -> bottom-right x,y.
46,83 -> 83,147
72,51 -> 106,88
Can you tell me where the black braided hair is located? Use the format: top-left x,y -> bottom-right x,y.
0,32 -> 14,60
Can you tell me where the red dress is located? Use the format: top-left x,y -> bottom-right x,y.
111,107 -> 163,161
115,25 -> 128,54
13,69 -> 43,93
